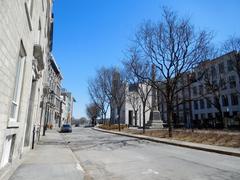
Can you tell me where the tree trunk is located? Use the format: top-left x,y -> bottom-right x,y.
104,112 -> 107,124
143,105 -> 146,134
101,112 -> 104,124
134,111 -> 138,126
217,105 -> 224,128
167,103 -> 173,137
118,108 -> 121,131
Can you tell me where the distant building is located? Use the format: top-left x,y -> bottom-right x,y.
110,71 -> 126,124
0,0 -> 54,172
43,55 -> 63,128
121,83 -> 152,127
61,89 -> 76,125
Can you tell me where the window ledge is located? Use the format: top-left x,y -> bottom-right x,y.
7,119 -> 20,128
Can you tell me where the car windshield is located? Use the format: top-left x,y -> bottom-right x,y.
63,124 -> 71,128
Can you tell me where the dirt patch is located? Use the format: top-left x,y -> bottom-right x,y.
98,124 -> 128,130
112,128 -> 240,148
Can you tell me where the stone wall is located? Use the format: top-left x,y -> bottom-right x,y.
0,0 -> 53,169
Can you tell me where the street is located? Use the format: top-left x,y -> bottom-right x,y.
62,127 -> 240,180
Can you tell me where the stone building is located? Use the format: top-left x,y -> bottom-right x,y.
121,51 -> 240,129
110,70 -> 127,125
191,51 -> 240,128
157,73 -> 193,128
122,83 -> 152,127
0,0 -> 54,174
61,88 -> 76,125
42,55 -> 62,130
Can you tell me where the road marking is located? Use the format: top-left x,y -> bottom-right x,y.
76,163 -> 85,173
142,169 -> 159,175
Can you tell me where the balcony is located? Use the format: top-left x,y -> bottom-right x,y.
33,44 -> 44,71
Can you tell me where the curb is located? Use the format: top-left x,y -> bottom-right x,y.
93,127 -> 240,158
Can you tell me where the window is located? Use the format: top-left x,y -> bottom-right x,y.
197,71 -> 203,80
218,62 -> 225,74
201,113 -> 206,120
192,87 -> 197,96
208,113 -> 213,119
224,112 -> 230,118
222,95 -> 229,106
229,75 -> 236,88
37,20 -> 41,44
25,0 -> 34,30
214,97 -> 219,106
194,100 -> 198,110
200,99 -> 205,109
212,80 -> 218,87
199,85 -> 204,95
56,86 -> 61,97
0,135 -> 16,168
129,84 -> 138,92
231,93 -> 239,105
9,41 -> 26,122
227,60 -> 234,71
220,77 -> 227,90
190,73 -> 197,82
211,66 -> 217,79
233,111 -> 238,117
195,114 -> 199,120
206,98 -> 212,108
204,68 -> 209,79
26,0 -> 34,17
42,0 -> 44,11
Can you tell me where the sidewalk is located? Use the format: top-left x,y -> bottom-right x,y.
94,127 -> 240,157
8,130 -> 84,180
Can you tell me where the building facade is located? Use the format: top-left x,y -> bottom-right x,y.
0,0 -> 54,172
191,51 -> 240,128
121,83 -> 152,127
42,55 -> 62,129
61,89 -> 76,125
121,51 -> 240,129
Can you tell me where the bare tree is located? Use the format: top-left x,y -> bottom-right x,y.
200,69 -> 224,128
86,103 -> 101,126
97,67 -> 127,131
88,74 -> 109,123
222,36 -> 240,53
124,51 -> 152,133
127,8 -> 212,137
222,36 -> 240,82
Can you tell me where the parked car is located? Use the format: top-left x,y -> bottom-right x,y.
60,124 -> 72,133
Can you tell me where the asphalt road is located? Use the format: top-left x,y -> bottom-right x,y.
62,127 -> 240,180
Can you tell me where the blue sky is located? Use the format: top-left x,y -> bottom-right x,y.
52,0 -> 240,118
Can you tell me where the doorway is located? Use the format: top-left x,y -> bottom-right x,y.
129,110 -> 133,126
24,80 -> 37,147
